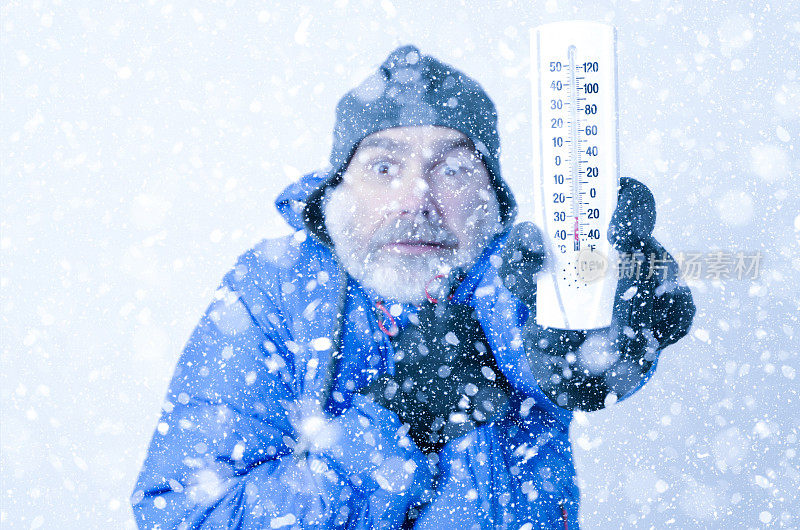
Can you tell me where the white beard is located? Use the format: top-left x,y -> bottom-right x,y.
323,186 -> 502,304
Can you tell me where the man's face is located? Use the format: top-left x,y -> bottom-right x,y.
323,125 -> 502,303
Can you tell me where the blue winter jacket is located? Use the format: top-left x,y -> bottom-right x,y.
132,171 -> 671,529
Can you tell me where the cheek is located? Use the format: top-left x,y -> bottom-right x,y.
333,187 -> 387,242
436,184 -> 492,224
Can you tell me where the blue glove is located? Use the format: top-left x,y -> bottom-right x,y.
499,177 -> 695,411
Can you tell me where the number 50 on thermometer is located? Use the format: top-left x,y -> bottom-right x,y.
530,21 -> 620,330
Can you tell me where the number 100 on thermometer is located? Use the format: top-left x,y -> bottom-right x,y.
530,21 -> 620,330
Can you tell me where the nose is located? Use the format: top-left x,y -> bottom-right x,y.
393,163 -> 439,220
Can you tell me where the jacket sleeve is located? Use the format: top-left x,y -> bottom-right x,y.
130,257 -> 429,528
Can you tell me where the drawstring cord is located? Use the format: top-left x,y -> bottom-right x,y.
424,273 -> 454,304
374,301 -> 399,337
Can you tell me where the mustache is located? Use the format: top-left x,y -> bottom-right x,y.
369,216 -> 459,249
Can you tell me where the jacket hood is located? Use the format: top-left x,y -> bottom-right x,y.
274,169 -> 330,232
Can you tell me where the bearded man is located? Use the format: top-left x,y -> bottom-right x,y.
132,45 -> 695,529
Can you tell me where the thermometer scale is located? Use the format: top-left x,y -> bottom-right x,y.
530,21 -> 620,330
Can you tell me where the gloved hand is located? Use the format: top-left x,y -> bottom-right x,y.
357,302 -> 514,455
499,177 -> 695,411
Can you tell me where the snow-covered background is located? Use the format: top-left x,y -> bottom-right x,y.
2,0 -> 798,528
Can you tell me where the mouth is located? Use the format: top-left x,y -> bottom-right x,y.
381,240 -> 457,255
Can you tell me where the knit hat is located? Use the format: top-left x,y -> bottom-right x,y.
303,44 -> 517,246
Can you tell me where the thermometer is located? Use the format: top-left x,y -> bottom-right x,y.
530,21 -> 620,330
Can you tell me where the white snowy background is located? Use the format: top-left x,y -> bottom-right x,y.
2,0 -> 798,528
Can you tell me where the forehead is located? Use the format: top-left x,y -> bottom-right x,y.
355,126 -> 474,154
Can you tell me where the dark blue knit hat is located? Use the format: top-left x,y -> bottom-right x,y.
303,44 -> 517,246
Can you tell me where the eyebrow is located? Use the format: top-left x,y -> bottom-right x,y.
430,138 -> 474,156
356,136 -> 475,157
356,137 -> 402,151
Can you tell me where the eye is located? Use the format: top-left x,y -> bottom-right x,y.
371,160 -> 398,177
442,160 -> 464,176
441,164 -> 460,176
436,156 -> 472,178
